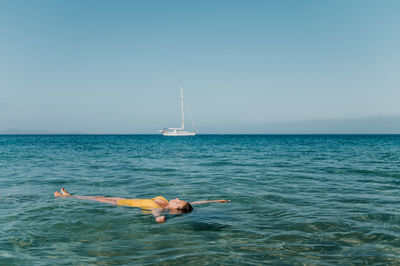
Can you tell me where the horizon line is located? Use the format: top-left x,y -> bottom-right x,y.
1,133 -> 400,136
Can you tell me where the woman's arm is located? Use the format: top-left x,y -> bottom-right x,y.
152,209 -> 166,223
190,199 -> 230,205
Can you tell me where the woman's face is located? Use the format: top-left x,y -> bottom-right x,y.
168,198 -> 188,210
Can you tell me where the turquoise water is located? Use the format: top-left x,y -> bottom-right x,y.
1,135 -> 400,265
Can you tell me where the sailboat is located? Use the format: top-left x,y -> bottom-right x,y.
160,87 -> 197,136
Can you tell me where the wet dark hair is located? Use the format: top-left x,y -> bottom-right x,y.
177,202 -> 193,213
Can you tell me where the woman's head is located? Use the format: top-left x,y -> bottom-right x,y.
169,198 -> 193,213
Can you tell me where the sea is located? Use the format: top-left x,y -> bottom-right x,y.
0,134 -> 399,265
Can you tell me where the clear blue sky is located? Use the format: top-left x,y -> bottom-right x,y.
1,0 -> 399,133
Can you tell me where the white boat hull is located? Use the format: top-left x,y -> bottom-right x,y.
163,131 -> 196,136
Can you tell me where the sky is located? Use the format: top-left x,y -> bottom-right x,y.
0,0 -> 399,134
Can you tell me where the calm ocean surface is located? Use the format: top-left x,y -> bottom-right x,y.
1,135 -> 400,265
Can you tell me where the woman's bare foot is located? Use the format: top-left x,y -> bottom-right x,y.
54,191 -> 62,197
61,188 -> 71,196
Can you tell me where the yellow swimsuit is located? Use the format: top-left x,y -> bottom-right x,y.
117,196 -> 168,210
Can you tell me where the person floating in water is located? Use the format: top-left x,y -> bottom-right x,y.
54,188 -> 229,223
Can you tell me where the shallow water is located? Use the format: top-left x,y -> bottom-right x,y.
1,135 -> 400,265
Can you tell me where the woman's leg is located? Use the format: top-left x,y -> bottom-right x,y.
54,188 -> 125,205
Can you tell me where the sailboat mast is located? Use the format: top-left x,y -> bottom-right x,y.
181,87 -> 184,130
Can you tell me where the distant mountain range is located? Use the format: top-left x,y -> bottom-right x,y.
213,115 -> 400,134
0,129 -> 84,134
